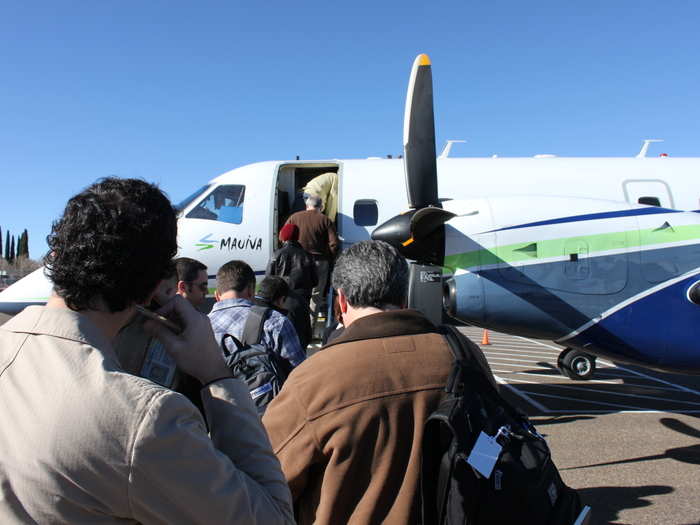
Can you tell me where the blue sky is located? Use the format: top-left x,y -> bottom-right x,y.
2,1 -> 699,258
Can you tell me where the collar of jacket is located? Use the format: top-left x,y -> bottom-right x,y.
324,309 -> 438,349
2,305 -> 116,355
283,240 -> 302,248
210,297 -> 254,312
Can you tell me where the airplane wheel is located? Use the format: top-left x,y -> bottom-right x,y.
558,348 -> 596,381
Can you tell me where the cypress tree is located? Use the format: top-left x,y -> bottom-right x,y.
17,231 -> 25,258
0,226 -> 3,259
4,231 -> 9,262
9,236 -> 15,263
20,229 -> 29,258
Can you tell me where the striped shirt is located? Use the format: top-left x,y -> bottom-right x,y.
209,298 -> 306,368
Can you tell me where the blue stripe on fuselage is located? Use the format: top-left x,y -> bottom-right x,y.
485,207 -> 681,233
566,274 -> 700,372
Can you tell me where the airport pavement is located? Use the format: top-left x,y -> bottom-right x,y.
460,326 -> 700,525
2,312 -> 697,524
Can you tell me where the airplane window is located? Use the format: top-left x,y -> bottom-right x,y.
186,185 -> 246,224
638,196 -> 661,207
175,184 -> 211,214
353,200 -> 378,226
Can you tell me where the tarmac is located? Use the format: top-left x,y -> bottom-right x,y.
2,312 -> 698,524
459,326 -> 700,525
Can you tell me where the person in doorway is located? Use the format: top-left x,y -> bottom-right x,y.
303,172 -> 338,223
284,195 -> 338,320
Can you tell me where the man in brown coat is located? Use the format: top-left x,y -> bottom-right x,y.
263,240 -> 489,524
284,194 -> 339,319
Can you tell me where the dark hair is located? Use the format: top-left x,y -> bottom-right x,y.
257,276 -> 289,303
163,260 -> 177,280
216,260 -> 256,294
44,178 -> 177,312
174,257 -> 207,283
331,240 -> 408,309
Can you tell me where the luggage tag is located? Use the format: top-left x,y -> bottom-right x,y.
466,426 -> 511,479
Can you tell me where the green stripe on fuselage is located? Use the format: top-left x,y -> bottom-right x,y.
444,224 -> 700,271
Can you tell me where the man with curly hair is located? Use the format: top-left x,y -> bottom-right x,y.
0,178 -> 293,524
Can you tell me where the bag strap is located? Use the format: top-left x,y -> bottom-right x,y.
438,325 -> 482,395
439,325 -> 528,423
220,333 -> 244,358
241,306 -> 271,346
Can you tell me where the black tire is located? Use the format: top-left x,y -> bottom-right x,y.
558,348 -> 596,381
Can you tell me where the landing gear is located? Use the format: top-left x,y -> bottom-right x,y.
557,348 -> 596,381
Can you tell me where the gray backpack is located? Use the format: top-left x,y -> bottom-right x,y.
220,306 -> 291,415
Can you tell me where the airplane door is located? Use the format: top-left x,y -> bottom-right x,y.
623,179 -> 674,208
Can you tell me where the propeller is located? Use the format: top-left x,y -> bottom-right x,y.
372,54 -> 455,264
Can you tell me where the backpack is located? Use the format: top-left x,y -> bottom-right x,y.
420,326 -> 591,525
220,306 -> 291,415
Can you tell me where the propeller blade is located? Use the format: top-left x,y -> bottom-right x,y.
404,53 -> 438,209
409,207 -> 456,242
372,207 -> 455,265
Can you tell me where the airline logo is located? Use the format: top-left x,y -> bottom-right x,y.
195,233 -> 264,252
196,234 -> 216,251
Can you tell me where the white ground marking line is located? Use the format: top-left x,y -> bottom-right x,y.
483,343 -> 557,351
487,362 -> 560,369
497,371 -> 686,393
526,391 -> 654,411
516,335 -> 700,398
534,409 -> 700,414
486,356 -> 556,364
515,382 -> 700,406
484,350 -> 560,358
495,371 -> 622,384
494,375 -> 550,413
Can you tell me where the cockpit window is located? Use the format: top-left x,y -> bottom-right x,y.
175,185 -> 211,214
186,185 -> 246,224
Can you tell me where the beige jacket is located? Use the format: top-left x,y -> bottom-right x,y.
303,172 -> 338,223
0,306 -> 294,524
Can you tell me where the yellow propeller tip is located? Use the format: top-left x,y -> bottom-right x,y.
418,54 -> 431,66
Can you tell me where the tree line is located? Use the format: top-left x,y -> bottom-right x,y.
0,226 -> 30,262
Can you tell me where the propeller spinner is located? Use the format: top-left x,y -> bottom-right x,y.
372,54 -> 455,265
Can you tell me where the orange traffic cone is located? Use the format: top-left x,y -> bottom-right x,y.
481,329 -> 490,345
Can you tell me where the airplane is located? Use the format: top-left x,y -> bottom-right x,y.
372,53 -> 700,380
1,54 -> 699,381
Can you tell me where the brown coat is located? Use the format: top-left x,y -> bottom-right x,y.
262,309 -> 454,525
285,209 -> 339,258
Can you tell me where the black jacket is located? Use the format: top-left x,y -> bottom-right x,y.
266,241 -> 318,295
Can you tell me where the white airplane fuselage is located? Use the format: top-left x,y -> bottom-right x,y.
1,156 -> 698,311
